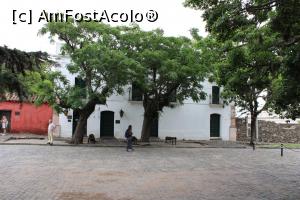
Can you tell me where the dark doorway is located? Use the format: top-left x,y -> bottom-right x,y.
0,110 -> 11,132
100,111 -> 114,137
150,117 -> 159,137
72,110 -> 87,136
210,114 -> 220,137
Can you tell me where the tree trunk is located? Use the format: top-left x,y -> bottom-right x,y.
140,114 -> 154,142
72,114 -> 88,144
71,98 -> 99,144
250,114 -> 257,145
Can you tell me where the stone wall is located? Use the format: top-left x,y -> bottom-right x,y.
236,118 -> 300,143
258,121 -> 300,143
236,118 -> 248,141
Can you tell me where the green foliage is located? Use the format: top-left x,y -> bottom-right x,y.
217,27 -> 279,116
119,26 -> 208,115
36,20 -> 139,113
270,43 -> 300,119
0,46 -> 49,100
36,20 -> 209,142
185,0 -> 300,119
24,69 -> 70,113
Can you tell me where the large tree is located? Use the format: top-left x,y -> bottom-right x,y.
119,26 -> 208,142
215,28 -> 280,145
191,28 -> 281,145
268,0 -> 300,118
38,21 -> 138,144
184,0 -> 300,119
0,46 -> 49,100
184,0 -> 285,144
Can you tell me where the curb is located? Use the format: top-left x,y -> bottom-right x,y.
0,142 -> 247,148
256,146 -> 300,149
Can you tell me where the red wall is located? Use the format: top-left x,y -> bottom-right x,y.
0,102 -> 53,135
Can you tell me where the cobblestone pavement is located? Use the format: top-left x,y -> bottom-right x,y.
0,134 -> 247,148
0,146 -> 299,200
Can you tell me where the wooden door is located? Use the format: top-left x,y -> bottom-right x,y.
100,111 -> 114,137
210,114 -> 220,137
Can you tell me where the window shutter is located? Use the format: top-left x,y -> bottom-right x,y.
212,86 -> 220,104
131,82 -> 143,101
75,77 -> 87,98
169,90 -> 176,102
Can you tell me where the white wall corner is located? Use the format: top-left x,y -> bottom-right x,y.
229,105 -> 237,141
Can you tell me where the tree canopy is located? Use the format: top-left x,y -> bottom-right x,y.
183,0 -> 300,144
119,26 -> 208,141
184,0 -> 300,119
36,20 -> 139,144
0,46 -> 49,100
32,20 -> 210,143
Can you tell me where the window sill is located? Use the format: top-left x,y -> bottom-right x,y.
209,103 -> 224,108
128,100 -> 143,103
210,137 -> 222,140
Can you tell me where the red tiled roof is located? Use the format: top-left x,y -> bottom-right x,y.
1,93 -> 38,102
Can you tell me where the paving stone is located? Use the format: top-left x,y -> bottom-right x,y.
0,146 -> 299,200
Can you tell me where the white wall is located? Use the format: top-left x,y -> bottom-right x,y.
159,103 -> 231,140
53,56 -> 75,138
54,56 -> 232,140
59,83 -> 232,141
59,111 -> 73,138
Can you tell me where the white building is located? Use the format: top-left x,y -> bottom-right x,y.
54,55 -> 236,141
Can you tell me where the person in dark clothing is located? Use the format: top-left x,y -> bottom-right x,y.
125,125 -> 134,152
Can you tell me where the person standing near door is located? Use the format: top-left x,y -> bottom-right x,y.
125,125 -> 134,152
47,119 -> 56,145
1,115 -> 8,136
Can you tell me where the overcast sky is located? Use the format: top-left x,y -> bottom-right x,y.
0,0 -> 206,55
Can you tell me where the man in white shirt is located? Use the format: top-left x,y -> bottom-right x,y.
47,119 -> 56,145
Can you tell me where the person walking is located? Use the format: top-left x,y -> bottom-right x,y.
1,116 -> 8,136
125,125 -> 134,152
47,119 -> 56,145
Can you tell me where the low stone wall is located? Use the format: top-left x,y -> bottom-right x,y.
259,121 -> 300,143
236,118 -> 300,143
236,118 -> 248,141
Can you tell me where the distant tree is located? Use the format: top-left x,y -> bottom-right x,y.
119,26 -> 208,142
37,21 -> 138,144
0,46 -> 49,100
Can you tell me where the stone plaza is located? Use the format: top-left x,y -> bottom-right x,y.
0,145 -> 299,200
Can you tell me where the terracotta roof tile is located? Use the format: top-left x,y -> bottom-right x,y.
2,93 -> 37,102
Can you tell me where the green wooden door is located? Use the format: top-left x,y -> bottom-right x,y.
100,111 -> 114,137
210,114 -> 220,137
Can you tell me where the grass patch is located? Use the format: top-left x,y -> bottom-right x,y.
258,143 -> 300,148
